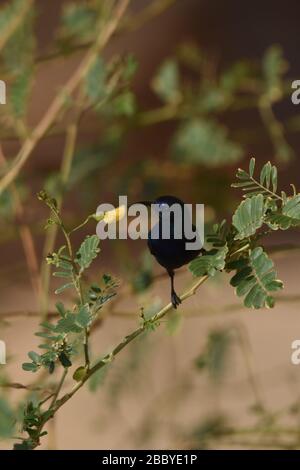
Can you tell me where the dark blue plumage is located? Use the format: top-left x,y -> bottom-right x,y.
145,195 -> 202,308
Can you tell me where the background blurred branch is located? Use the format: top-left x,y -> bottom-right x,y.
0,145 -> 41,303
0,0 -> 130,194
2,292 -> 300,322
36,0 -> 177,64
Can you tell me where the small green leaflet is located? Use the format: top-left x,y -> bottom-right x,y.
232,159 -> 300,231
61,3 -> 97,38
2,1 -> 36,118
151,59 -> 181,104
232,194 -> 266,240
51,248 -> 74,292
195,329 -> 231,381
0,397 -> 15,438
55,282 -> 74,295
189,245 -> 228,277
267,195 -> 300,230
22,362 -> 39,372
85,57 -> 107,104
76,304 -> 92,328
55,313 -> 83,334
282,195 -> 300,218
56,301 -> 67,317
53,271 -> 71,278
76,235 -> 100,272
27,351 -> 41,364
230,247 -> 283,309
10,68 -> 32,118
262,46 -> 287,99
172,118 -> 242,167
55,305 -> 92,334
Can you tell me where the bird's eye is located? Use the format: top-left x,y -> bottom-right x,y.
158,203 -> 169,212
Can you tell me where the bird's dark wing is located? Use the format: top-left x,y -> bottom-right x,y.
147,224 -> 201,270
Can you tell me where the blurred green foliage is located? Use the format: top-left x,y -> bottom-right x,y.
194,329 -> 232,381
0,397 -> 15,438
0,0 -> 299,451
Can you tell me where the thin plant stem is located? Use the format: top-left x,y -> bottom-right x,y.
35,0 -> 176,63
123,0 -> 176,32
2,292 -> 300,322
83,329 -> 90,369
39,393 -> 56,406
26,275 -> 208,448
40,123 -> 79,316
49,368 -> 68,409
39,64 -> 124,317
259,96 -> 293,164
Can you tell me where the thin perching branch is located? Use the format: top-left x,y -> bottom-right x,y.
27,274 -> 209,449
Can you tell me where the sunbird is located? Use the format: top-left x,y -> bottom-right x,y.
139,195 -> 203,309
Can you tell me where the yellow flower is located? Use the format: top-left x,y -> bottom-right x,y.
103,205 -> 126,224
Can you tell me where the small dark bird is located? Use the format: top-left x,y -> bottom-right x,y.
139,195 -> 203,309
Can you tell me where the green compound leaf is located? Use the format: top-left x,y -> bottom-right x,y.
262,45 -> 287,100
267,213 -> 300,230
282,194 -> 300,218
55,313 -> 82,334
54,305 -> 92,334
27,351 -> 41,364
195,328 -> 232,381
10,68 -> 32,118
189,245 -> 228,277
52,253 -> 73,283
76,235 -> 100,271
230,247 -> 283,309
85,57 -> 107,104
111,91 -> 136,117
172,118 -> 243,167
76,304 -> 92,328
266,195 -> 300,230
151,59 -> 181,104
60,2 -> 97,40
2,1 -> 36,118
232,159 -> 279,200
232,194 -> 266,240
0,397 -> 15,438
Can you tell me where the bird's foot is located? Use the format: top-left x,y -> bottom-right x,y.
171,291 -> 182,309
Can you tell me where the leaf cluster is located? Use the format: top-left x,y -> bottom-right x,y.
190,158 -> 300,309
